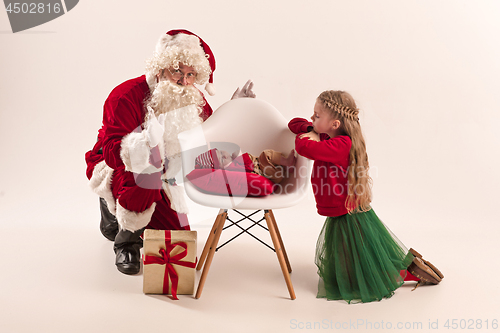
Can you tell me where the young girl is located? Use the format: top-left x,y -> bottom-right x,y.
289,90 -> 443,303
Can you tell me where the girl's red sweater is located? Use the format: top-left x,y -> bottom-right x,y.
288,118 -> 352,217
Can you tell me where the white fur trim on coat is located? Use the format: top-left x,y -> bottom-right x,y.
116,202 -> 156,232
163,154 -> 182,180
120,131 -> 163,174
89,161 -> 116,215
162,182 -> 189,214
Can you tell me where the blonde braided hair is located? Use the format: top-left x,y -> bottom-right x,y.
321,97 -> 360,122
317,90 -> 372,213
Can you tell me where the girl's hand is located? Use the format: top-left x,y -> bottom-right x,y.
299,131 -> 320,142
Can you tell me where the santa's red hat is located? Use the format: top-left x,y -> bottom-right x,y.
153,29 -> 216,96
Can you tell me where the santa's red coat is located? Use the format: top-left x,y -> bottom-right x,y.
85,75 -> 213,230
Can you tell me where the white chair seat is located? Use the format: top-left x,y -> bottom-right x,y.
178,98 -> 311,299
183,181 -> 308,210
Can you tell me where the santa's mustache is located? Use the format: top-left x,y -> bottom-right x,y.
146,80 -> 204,119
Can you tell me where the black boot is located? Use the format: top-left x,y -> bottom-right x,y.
99,198 -> 119,241
114,227 -> 145,275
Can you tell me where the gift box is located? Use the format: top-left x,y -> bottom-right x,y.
143,229 -> 197,299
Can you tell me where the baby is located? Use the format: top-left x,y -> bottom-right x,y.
195,148 -> 296,184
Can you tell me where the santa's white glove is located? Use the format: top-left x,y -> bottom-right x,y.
145,108 -> 165,147
231,80 -> 256,99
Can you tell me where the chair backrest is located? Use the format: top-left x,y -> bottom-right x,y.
178,98 -> 311,210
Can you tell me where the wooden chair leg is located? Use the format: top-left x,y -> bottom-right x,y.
195,211 -> 227,299
268,210 -> 292,274
197,209 -> 224,271
264,210 -> 296,300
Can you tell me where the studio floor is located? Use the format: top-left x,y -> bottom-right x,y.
1,188 -> 497,333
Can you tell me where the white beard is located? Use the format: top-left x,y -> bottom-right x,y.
147,79 -> 204,119
162,104 -> 203,159
146,80 -> 204,177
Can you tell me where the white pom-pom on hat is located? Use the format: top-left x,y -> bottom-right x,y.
205,83 -> 216,96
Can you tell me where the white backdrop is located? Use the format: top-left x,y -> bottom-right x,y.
1,1 -> 499,332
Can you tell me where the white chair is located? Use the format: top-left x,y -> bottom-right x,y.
178,98 -> 311,299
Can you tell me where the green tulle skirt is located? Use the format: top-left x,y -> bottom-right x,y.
315,209 -> 414,303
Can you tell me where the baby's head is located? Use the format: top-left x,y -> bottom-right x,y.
217,150 -> 234,168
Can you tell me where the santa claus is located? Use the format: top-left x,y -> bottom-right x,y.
85,30 -> 255,275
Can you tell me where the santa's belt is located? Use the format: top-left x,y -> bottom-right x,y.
163,178 -> 176,186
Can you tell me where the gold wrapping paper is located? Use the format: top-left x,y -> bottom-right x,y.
143,229 -> 197,295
